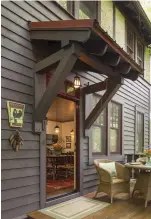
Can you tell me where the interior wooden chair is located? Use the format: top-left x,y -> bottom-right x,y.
66,154 -> 74,176
94,159 -> 131,203
56,156 -> 69,179
46,148 -> 54,179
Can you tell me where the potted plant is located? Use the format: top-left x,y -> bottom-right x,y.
143,145 -> 151,165
53,143 -> 63,155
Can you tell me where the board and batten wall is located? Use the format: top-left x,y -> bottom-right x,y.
1,1 -> 73,219
1,1 -> 151,218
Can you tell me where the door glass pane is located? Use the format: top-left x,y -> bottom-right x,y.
92,126 -> 101,152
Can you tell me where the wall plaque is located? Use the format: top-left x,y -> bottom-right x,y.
7,101 -> 25,128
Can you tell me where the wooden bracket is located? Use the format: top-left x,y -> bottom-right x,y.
83,78 -> 108,95
85,77 -> 124,130
79,49 -> 116,77
34,43 -> 80,122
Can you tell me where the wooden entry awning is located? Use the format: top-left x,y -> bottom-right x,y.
29,19 -> 143,79
29,19 -> 143,128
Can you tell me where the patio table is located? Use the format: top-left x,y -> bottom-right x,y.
125,163 -> 151,207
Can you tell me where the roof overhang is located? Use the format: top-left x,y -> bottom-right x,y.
29,19 -> 143,81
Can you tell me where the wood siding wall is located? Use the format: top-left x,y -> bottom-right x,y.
78,72 -> 150,195
1,1 -> 150,218
1,1 -> 73,219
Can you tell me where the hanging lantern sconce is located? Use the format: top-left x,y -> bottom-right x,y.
54,125 -> 60,134
70,129 -> 74,135
74,74 -> 81,89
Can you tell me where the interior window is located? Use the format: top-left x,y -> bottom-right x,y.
136,112 -> 144,153
79,1 -> 97,19
92,94 -> 106,154
137,40 -> 144,68
110,101 -> 121,153
127,29 -> 135,59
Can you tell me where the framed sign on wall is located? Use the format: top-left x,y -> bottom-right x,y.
7,101 -> 25,128
66,136 -> 71,142
66,143 -> 71,149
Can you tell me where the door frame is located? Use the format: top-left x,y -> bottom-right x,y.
58,92 -> 80,193
40,90 -> 81,209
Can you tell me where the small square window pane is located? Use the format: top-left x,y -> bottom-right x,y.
92,94 -> 105,126
92,127 -> 101,152
110,102 -> 121,129
110,129 -> 118,153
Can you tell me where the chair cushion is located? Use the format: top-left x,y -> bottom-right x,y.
99,162 -> 117,177
112,177 -> 125,184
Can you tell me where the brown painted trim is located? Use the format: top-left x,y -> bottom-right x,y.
106,104 -> 110,157
92,27 -> 143,74
58,92 -> 79,103
29,19 -> 142,75
75,97 -> 80,192
57,92 -> 81,193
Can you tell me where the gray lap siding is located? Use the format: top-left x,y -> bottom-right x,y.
1,1 -> 72,218
1,1 -> 150,218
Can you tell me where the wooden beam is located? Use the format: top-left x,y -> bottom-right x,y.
102,53 -> 121,66
83,79 -> 108,95
85,77 -> 124,130
34,44 -> 79,122
34,48 -> 65,74
78,47 -> 118,77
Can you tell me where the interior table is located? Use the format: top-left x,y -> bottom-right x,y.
125,163 -> 151,207
47,155 -> 74,180
47,155 -> 67,180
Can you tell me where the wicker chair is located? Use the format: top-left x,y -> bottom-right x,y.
94,159 -> 131,203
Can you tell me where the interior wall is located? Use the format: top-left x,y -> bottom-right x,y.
62,121 -> 75,152
46,120 -> 75,152
46,121 -> 62,138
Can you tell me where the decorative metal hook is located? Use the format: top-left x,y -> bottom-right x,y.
9,130 -> 23,152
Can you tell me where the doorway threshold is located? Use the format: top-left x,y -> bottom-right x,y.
46,192 -> 80,208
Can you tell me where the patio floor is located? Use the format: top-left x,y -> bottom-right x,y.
84,191 -> 151,219
28,184 -> 151,219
